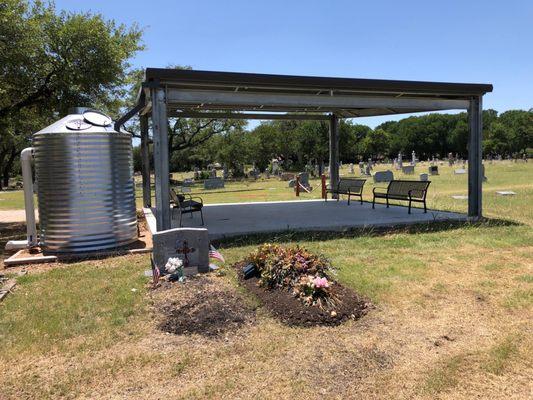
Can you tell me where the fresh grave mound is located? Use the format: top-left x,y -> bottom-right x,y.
156,276 -> 255,337
235,244 -> 371,327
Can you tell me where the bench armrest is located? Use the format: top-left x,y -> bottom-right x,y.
373,187 -> 388,194
189,196 -> 204,206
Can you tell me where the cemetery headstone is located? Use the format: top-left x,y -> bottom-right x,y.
397,152 -> 403,169
223,164 -> 229,179
373,170 -> 394,183
271,159 -> 279,175
496,191 -> 516,196
411,151 -> 416,166
428,165 -> 439,175
402,165 -> 415,175
454,168 -> 467,175
364,163 -> 371,176
204,177 -> 225,189
152,228 -> 209,275
280,172 -> 295,181
210,168 -> 217,178
419,173 -> 428,181
349,163 -> 354,174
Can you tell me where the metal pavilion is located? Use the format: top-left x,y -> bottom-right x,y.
117,68 -> 492,231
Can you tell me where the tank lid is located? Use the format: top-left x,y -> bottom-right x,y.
35,108 -> 120,135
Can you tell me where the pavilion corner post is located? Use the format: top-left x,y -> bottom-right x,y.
329,113 -> 340,199
140,115 -> 151,208
151,88 -> 171,231
468,95 -> 483,220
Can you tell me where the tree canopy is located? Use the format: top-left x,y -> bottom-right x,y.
0,0 -> 143,188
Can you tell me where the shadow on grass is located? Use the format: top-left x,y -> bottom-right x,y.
213,217 -> 522,249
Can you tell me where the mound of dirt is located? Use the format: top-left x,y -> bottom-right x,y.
235,262 -> 371,327
156,276 -> 255,337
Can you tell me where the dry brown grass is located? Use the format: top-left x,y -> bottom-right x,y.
1,239 -> 531,399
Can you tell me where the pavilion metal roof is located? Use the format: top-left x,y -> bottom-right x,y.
139,68 -> 493,119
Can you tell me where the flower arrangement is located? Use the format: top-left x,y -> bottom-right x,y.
246,244 -> 337,308
165,257 -> 183,274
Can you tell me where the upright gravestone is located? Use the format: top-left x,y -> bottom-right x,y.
271,159 -> 279,175
419,173 -> 428,182
429,165 -> 439,175
349,163 -> 354,174
373,170 -> 394,183
364,163 -> 371,176
204,177 -> 225,189
397,152 -> 403,169
223,164 -> 229,179
152,228 -> 209,275
210,168 -> 217,178
402,165 -> 415,175
299,172 -> 310,187
359,162 -> 365,175
411,151 -> 416,166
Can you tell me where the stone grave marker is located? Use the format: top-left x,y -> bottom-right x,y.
428,165 -> 439,175
280,172 -> 295,181
454,168 -> 467,174
402,165 -> 415,174
152,228 -> 209,275
496,191 -> 516,196
373,170 -> 394,183
349,163 -> 354,174
204,177 -> 225,189
419,173 -> 428,181
209,168 -> 217,178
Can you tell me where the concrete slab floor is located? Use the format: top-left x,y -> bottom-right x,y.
148,200 -> 467,240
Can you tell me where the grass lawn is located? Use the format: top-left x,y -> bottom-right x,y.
0,161 -> 532,399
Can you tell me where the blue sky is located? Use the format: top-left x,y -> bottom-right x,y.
56,0 -> 532,127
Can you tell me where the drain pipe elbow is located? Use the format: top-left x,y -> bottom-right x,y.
21,147 -> 38,247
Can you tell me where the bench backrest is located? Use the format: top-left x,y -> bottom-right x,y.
338,178 -> 366,193
170,189 -> 185,206
387,180 -> 430,199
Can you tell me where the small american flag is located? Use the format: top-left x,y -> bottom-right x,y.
209,245 -> 225,263
152,264 -> 161,285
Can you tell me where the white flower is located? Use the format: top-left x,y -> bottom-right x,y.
165,257 -> 183,273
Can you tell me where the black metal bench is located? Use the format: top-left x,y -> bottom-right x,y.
372,180 -> 431,213
170,189 -> 205,226
325,178 -> 366,205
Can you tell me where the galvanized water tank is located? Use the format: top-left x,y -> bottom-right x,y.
33,108 -> 137,253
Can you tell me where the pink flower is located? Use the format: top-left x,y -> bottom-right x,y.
313,276 -> 329,288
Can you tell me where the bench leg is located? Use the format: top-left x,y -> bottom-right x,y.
360,194 -> 363,205
386,197 -> 389,208
424,200 -> 427,213
200,209 -> 205,225
408,200 -> 412,214
348,194 -> 350,205
372,196 -> 375,209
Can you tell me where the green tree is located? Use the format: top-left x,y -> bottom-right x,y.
0,0 -> 143,188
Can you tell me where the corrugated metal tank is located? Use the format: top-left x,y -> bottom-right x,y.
33,109 -> 137,253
